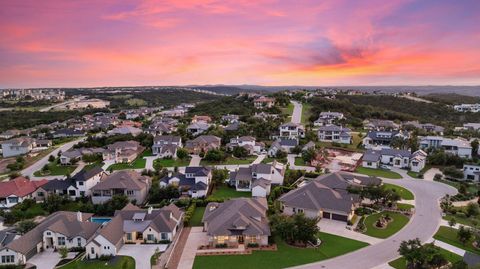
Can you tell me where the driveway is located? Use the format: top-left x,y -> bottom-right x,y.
292,177 -> 457,269
290,101 -> 302,124
178,227 -> 208,269
118,244 -> 167,269
22,137 -> 85,179
144,155 -> 160,170
189,155 -> 202,166
423,167 -> 442,181
287,154 -> 316,172
318,219 -> 382,245
29,250 -> 77,269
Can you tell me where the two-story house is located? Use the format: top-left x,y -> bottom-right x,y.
279,123 -> 305,139
159,167 -> 212,198
226,136 -> 264,155
362,131 -> 407,149
152,135 -> 182,158
314,112 -> 344,127
185,135 -> 221,154
0,177 -> 48,209
91,171 -> 151,204
317,125 -> 351,144
228,162 -> 285,197
102,141 -> 145,164
419,136 -> 472,158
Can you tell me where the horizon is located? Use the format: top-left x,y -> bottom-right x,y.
1,0 -> 480,88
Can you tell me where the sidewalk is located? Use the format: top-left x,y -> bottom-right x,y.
426,237 -> 466,256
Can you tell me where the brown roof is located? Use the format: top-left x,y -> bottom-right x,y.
92,170 -> 150,191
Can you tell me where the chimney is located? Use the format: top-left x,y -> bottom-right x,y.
77,211 -> 82,222
148,206 -> 153,215
168,171 -> 173,177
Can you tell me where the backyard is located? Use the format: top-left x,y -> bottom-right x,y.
190,206 -> 206,226
193,232 -> 369,269
209,185 -> 251,200
355,167 -> 402,179
383,183 -> 414,200
433,226 -> 480,254
33,159 -> 77,176
154,157 -> 191,167
60,256 -> 135,269
388,247 -> 462,269
294,157 -> 307,166
363,211 -> 410,238
443,206 -> 480,227
200,155 -> 257,166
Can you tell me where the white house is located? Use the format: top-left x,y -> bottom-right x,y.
463,164 -> 480,181
362,149 -> 427,173
419,136 -> 472,158
152,135 -> 182,158
226,136 -> 264,154
160,167 -> 212,198
228,162 -> 285,197
314,112 -> 344,127
317,125 -> 351,144
279,123 -> 305,139
0,177 -> 48,209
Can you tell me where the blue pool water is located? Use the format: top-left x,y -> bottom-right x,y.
91,217 -> 112,224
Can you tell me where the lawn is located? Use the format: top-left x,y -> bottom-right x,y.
363,211 -> 410,238
190,206 -> 206,226
301,103 -> 312,124
209,185 -> 251,200
433,226 -> 480,254
294,157 -> 307,166
443,207 -> 480,227
107,156 -> 146,171
60,256 -> 135,269
154,158 -> 191,167
281,103 -> 294,117
193,232 -> 369,269
388,247 -> 462,269
383,183 -> 414,200
355,167 -> 402,179
33,160 -> 77,176
396,203 -> 414,211
201,155 -> 257,166
84,161 -> 103,171
262,157 -> 287,164
407,171 -> 420,178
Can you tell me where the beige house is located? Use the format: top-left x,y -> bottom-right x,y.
102,141 -> 144,164
185,135 -> 221,154
91,170 -> 150,204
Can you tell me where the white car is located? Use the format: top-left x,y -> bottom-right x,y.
380,165 -> 391,170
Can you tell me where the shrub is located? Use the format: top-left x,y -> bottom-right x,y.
99,254 -> 113,261
215,243 -> 228,248
247,243 -> 259,248
183,202 -> 197,226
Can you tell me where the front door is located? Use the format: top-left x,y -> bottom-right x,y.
238,235 -> 244,244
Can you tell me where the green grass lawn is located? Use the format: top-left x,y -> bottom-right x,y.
443,207 -> 480,227
61,256 -> 135,269
209,185 -> 251,200
383,183 -> 414,200
301,103 -> 312,124
294,157 -> 307,166
433,226 -> 480,254
363,211 -> 410,238
262,157 -> 287,164
406,171 -> 420,178
33,160 -> 77,176
355,167 -> 403,179
281,103 -> 294,117
396,203 -> 414,211
388,247 -> 462,269
193,232 -> 369,269
201,155 -> 257,166
154,158 -> 191,167
190,206 -> 206,226
108,156 -> 146,171
84,161 -> 104,171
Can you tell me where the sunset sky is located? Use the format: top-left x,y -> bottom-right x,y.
1,0 -> 479,88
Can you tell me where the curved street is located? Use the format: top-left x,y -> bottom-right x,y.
293,171 -> 457,269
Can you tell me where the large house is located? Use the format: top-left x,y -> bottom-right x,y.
108,126 -> 143,137
0,137 -> 52,157
279,173 -> 381,222
186,122 -> 211,136
91,171 -> 151,204
160,167 -> 212,198
226,136 -> 264,155
402,121 -> 444,135
86,203 -> 182,259
228,162 -> 285,197
362,149 -> 427,173
317,125 -> 351,144
363,119 -> 399,131
40,167 -> 105,199
463,164 -> 480,181
60,147 -> 105,165
103,141 -> 145,164
185,135 -> 221,154
191,115 -> 212,124
202,198 -> 270,247
419,136 -> 472,158
279,122 -> 305,139
51,128 -> 85,138
454,104 -> 480,113
0,177 -> 48,209
0,211 -> 99,266
152,135 -> 182,158
268,138 -> 298,157
253,96 -> 275,108
314,112 -> 344,127
362,131 -> 407,149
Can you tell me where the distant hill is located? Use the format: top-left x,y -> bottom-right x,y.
423,93 -> 480,105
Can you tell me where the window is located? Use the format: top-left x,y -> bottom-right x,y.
37,192 -> 44,197
1,255 -> 14,263
298,208 -> 304,213
147,234 -> 154,241
58,237 -> 66,246
126,190 -> 134,196
91,247 -> 95,254
78,181 -> 84,186
126,233 -> 132,240
77,238 -> 82,247
161,233 -> 168,240
80,191 -> 85,196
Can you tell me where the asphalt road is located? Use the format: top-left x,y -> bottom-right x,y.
292,173 -> 457,269
290,101 -> 302,124
21,137 -> 85,179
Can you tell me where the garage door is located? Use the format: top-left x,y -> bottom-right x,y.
331,214 -> 348,222
322,212 -> 331,219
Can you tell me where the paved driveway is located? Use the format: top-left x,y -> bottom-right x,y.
118,244 -> 167,269
29,250 -> 77,269
189,155 -> 202,166
292,177 -> 457,269
318,219 -> 382,245
178,227 -> 208,269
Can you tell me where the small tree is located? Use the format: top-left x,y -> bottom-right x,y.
176,148 -> 189,160
59,247 -> 68,259
48,155 -> 55,162
457,226 -> 473,245
16,220 -> 37,234
448,217 -> 457,228
232,146 -> 249,158
466,202 -> 480,218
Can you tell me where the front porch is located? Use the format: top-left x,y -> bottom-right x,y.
208,235 -> 263,248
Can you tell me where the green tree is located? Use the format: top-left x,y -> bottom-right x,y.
16,220 -> 37,234
59,247 -> 68,259
204,149 -> 225,162
232,146 -> 249,158
466,202 -> 480,217
457,226 -> 473,245
448,217 -> 457,228
176,148 -> 189,159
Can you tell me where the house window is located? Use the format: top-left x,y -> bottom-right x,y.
297,208 -> 304,213
78,181 -> 84,186
37,192 -> 44,197
58,237 -> 66,246
91,247 -> 95,254
147,234 -> 154,241
80,191 -> 85,196
126,190 -> 134,196
77,238 -> 82,247
126,233 -> 132,240
1,255 -> 14,263
161,233 -> 168,240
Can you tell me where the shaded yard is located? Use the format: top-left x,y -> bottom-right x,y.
355,167 -> 402,179
388,247 -> 462,269
190,206 -> 206,227
33,159 -> 77,176
363,211 -> 410,239
154,158 -> 191,167
383,183 -> 414,200
193,232 -> 369,269
209,185 -> 251,200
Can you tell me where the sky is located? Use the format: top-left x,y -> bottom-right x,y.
0,0 -> 479,88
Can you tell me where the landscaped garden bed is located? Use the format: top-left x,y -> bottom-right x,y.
362,211 -> 410,238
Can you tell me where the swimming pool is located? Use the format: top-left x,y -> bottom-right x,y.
91,217 -> 112,224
